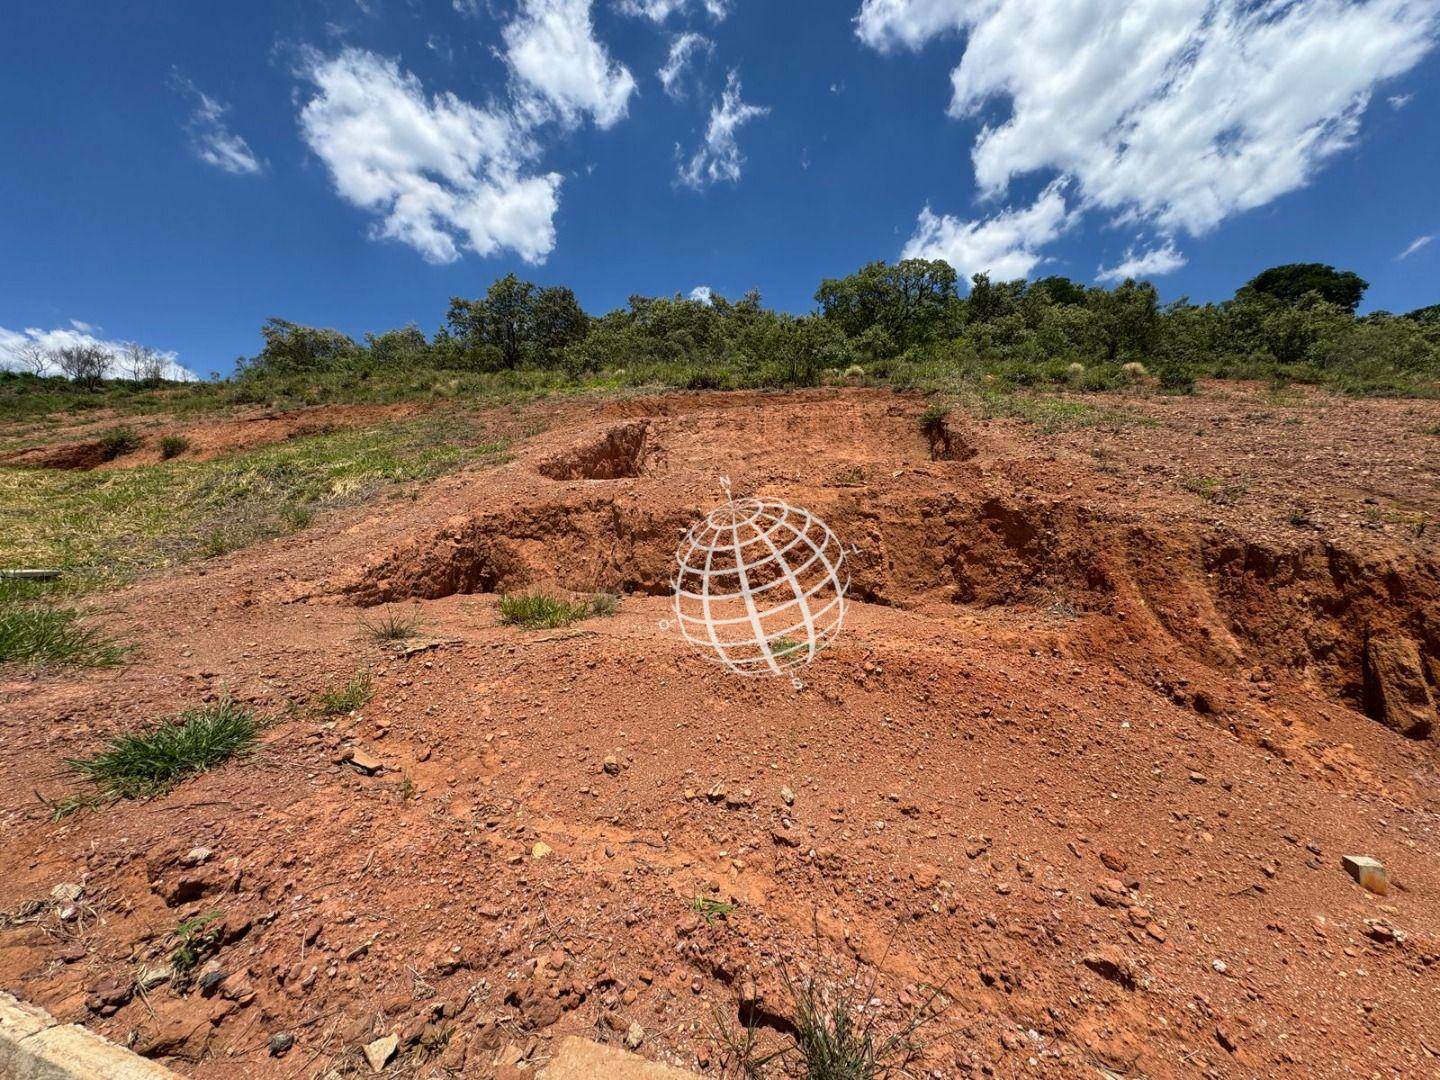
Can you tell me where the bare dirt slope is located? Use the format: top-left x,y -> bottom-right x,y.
3,385 -> 1440,1078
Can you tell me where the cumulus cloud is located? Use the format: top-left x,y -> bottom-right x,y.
0,325 -> 194,380
504,0 -> 637,129
677,70 -> 769,188
1096,240 -> 1187,282
1389,91 -> 1415,107
858,0 -> 1440,273
173,74 -> 263,176
689,284 -> 714,303
298,49 -> 562,264
616,0 -> 730,21
658,32 -> 713,98
901,179 -> 1072,281
1398,233 -> 1434,258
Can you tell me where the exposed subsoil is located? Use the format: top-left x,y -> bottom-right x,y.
3,384 -> 1440,1078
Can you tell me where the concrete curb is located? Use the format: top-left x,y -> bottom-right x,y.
0,991 -> 182,1080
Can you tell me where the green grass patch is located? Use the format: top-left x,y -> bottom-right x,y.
0,577 -> 127,668
158,434 -> 190,459
0,415 -> 509,586
498,591 -> 619,630
170,910 -> 223,976
964,387 -> 1153,433
67,700 -> 258,799
316,671 -> 373,715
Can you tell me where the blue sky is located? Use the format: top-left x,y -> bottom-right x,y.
2,0 -> 1437,377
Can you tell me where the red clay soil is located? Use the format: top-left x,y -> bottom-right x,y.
0,403 -> 426,470
3,385 -> 1440,1078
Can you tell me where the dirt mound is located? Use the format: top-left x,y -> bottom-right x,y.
4,385 -> 1440,1078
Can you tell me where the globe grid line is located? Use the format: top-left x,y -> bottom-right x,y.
670,485 -> 850,683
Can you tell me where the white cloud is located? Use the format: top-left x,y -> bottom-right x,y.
174,75 -> 263,176
858,0 -> 1440,268
677,70 -> 769,188
901,179 -> 1072,281
0,325 -> 194,381
504,0 -> 636,129
616,0 -> 730,22
1389,91 -> 1415,108
658,32 -> 712,98
69,319 -> 98,333
1096,240 -> 1187,282
1398,233 -> 1434,258
689,284 -> 714,303
298,49 -> 562,264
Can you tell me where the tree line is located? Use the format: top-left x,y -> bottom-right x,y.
13,260 -> 1440,398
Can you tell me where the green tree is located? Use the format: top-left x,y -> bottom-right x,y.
815,259 -> 960,350
1242,263 -> 1368,312
247,319 -> 360,376
1086,279 -> 1160,361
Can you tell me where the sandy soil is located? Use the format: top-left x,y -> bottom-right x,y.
2,385 -> 1439,1078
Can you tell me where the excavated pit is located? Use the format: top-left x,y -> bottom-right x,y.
537,420 -> 650,480
345,485 -> 1440,739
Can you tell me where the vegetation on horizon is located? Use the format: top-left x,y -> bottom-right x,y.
3,260 -> 1437,424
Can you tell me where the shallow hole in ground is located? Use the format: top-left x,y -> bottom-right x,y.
537,420 -> 650,481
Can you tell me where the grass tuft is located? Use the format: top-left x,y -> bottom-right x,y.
361,611 -> 421,642
98,425 -> 141,460
0,579 -> 127,668
691,896 -> 736,924
158,434 -> 191,460
498,591 -> 619,630
317,671 -> 373,715
67,700 -> 258,799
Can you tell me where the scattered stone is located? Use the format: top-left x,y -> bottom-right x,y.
625,1021 -> 645,1049
1082,948 -> 1136,989
1341,855 -> 1388,896
183,847 -> 213,866
532,841 -> 553,860
269,1032 -> 295,1057
1188,771 -> 1208,784
723,788 -> 752,810
1363,637 -> 1435,739
1099,850 -> 1128,873
347,749 -> 385,775
136,963 -> 175,991
602,755 -> 621,776
364,1033 -> 399,1073
780,785 -> 796,806
771,824 -> 802,848
50,883 -> 83,904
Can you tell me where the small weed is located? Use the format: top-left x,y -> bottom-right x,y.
98,426 -> 141,460
1288,508 -> 1315,529
1182,475 -> 1248,506
316,671 -> 373,715
67,700 -> 258,799
399,774 -> 417,802
917,403 -> 950,437
831,466 -> 866,486
158,434 -> 191,460
785,966 -> 944,1080
498,591 -> 617,630
361,611 -> 422,642
767,636 -> 807,659
709,958 -> 951,1080
38,790 -> 108,821
281,503 -> 313,531
691,896 -> 736,924
170,910 -> 223,976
